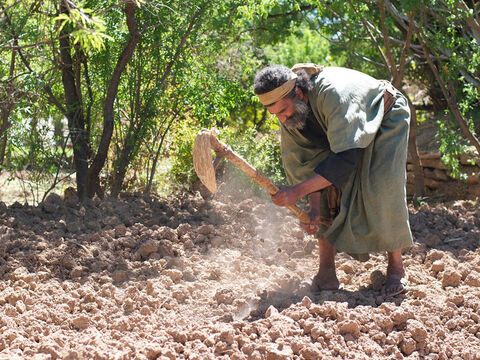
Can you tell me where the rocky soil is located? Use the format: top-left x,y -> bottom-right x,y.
0,183 -> 480,360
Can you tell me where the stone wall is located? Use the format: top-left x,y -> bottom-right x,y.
407,152 -> 480,198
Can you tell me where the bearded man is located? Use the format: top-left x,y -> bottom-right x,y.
253,64 -> 413,296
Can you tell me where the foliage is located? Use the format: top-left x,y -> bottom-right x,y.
1,0 -> 479,202
437,116 -> 468,180
220,126 -> 286,186
166,115 -> 199,190
263,24 -> 344,67
167,119 -> 286,194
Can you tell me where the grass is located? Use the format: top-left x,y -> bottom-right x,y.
0,170 -> 75,206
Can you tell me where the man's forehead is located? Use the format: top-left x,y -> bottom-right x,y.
266,98 -> 291,113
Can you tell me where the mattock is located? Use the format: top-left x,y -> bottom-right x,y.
192,129 -> 311,224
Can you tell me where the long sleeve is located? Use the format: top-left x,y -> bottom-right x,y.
314,148 -> 360,189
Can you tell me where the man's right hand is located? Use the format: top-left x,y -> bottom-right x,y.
300,191 -> 322,235
300,212 -> 320,235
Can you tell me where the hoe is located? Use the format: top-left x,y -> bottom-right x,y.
192,129 -> 311,224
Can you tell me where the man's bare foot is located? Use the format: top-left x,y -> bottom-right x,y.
311,268 -> 340,292
385,250 -> 407,296
384,277 -> 408,296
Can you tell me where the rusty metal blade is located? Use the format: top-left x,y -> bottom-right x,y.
192,132 -> 217,194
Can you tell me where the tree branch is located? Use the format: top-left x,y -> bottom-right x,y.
267,5 -> 316,18
87,0 -> 140,197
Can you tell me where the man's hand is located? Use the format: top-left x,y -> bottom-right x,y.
271,186 -> 300,207
300,211 -> 320,235
300,191 -> 322,235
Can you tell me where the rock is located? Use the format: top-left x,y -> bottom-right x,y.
137,240 -> 158,259
71,266 -> 85,278
196,224 -> 215,235
370,270 -> 385,291
64,195 -> 79,207
158,240 -> 174,257
300,296 -> 312,309
176,223 -> 192,237
265,344 -> 293,360
103,216 -> 121,227
112,270 -> 128,282
157,226 -> 178,242
71,315 -> 90,330
338,320 -> 360,337
114,224 -> 127,238
66,221 -> 83,233
210,236 -> 224,247
407,319 -> 428,342
425,233 -> 442,247
431,260 -> 444,272
400,338 -> 416,356
426,249 -> 444,262
442,270 -> 461,288
465,272 -> 480,287
86,221 -> 101,231
215,288 -> 235,305
265,305 -> 279,318
164,269 -> 183,283
0,202 -> 7,214
42,202 -> 58,214
391,309 -> 409,325
45,193 -> 63,204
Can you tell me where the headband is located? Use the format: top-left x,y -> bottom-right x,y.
257,73 -> 298,106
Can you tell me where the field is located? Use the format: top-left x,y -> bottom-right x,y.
0,178 -> 479,359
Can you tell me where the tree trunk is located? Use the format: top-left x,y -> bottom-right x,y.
59,2 -> 89,199
415,26 -> 480,155
86,1 -> 140,198
0,48 -> 16,169
110,125 -> 137,197
110,4 -> 205,197
145,116 -> 175,194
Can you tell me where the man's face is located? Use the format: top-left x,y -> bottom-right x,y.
267,97 -> 310,130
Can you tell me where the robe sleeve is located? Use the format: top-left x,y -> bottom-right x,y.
309,68 -> 386,153
314,148 -> 360,189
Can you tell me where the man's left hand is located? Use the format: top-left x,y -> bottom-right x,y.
271,186 -> 300,207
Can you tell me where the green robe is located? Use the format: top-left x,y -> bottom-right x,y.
281,67 -> 413,259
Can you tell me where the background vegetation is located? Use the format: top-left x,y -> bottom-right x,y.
0,0 -> 478,204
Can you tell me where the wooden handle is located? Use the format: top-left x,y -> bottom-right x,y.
209,135 -> 311,224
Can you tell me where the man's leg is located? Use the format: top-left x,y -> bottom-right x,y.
385,249 -> 407,295
311,237 -> 340,291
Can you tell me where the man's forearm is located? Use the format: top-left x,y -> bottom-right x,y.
293,174 -> 332,199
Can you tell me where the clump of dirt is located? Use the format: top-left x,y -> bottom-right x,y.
0,185 -> 479,359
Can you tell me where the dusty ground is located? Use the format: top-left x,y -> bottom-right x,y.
0,181 -> 480,360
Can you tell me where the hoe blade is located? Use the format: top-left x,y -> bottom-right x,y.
192,132 -> 217,194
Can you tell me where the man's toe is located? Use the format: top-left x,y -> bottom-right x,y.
385,278 -> 408,297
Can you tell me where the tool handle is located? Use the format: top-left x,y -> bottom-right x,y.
209,135 -> 311,224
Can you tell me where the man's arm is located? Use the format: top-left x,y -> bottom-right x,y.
314,148 -> 360,189
271,174 -> 331,207
272,148 -> 360,207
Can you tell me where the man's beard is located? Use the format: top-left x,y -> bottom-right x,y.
283,99 -> 312,130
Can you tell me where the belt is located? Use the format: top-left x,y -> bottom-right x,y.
382,80 -> 396,115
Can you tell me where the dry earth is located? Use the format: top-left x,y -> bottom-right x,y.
0,182 -> 480,360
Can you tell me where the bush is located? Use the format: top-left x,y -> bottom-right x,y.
168,120 -> 286,194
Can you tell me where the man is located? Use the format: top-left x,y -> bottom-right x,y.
253,64 -> 413,296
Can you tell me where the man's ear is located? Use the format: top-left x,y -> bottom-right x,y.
295,87 -> 308,103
